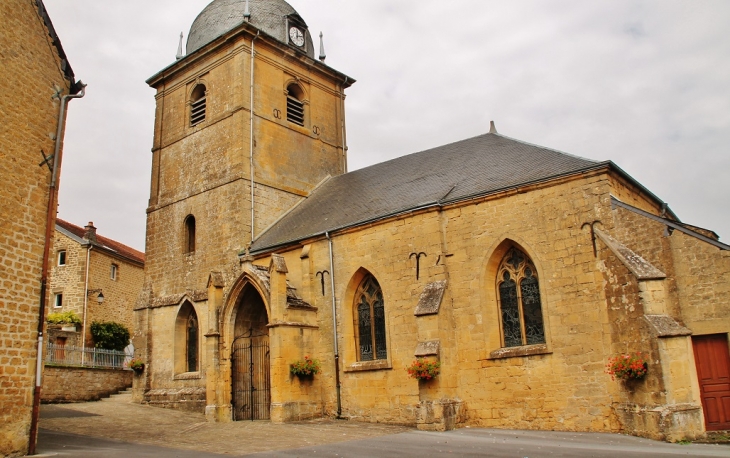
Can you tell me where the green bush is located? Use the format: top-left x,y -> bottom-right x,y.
90,321 -> 130,351
47,311 -> 81,325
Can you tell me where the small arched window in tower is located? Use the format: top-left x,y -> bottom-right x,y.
190,84 -> 207,126
187,314 -> 198,372
496,247 -> 545,348
286,83 -> 304,126
184,215 -> 196,254
355,275 -> 387,361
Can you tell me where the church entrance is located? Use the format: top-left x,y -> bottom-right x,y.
231,284 -> 270,421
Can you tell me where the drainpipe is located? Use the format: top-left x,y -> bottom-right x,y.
81,245 -> 93,363
28,81 -> 86,455
326,231 -> 342,417
249,31 -> 259,243
340,77 -> 348,173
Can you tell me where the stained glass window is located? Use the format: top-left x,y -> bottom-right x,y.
496,247 -> 545,348
355,275 -> 387,361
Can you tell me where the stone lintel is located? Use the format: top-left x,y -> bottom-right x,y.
643,315 -> 692,337
594,228 -> 666,280
415,340 -> 440,357
414,280 -> 447,316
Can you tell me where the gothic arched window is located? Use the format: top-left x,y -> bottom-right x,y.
496,247 -> 545,348
190,84 -> 207,126
355,275 -> 387,361
286,83 -> 304,126
175,301 -> 199,374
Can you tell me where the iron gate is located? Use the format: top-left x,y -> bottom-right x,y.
231,334 -> 270,420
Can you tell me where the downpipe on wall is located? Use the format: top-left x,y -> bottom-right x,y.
28,81 -> 86,455
326,232 -> 342,418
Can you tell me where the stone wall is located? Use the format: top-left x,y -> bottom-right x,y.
41,366 -> 132,403
49,226 -> 144,348
0,0 -> 74,455
136,21 -> 349,412
49,231 -> 87,316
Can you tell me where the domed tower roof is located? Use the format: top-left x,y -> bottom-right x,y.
186,0 -> 315,58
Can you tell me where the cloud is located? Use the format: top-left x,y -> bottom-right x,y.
44,0 -> 730,249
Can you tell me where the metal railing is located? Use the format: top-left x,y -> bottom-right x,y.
46,343 -> 129,369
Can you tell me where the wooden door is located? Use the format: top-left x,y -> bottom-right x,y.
692,334 -> 730,430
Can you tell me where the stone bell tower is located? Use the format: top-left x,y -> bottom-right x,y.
135,0 -> 354,415
143,0 -> 354,296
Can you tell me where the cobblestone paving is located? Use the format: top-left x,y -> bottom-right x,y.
40,393 -> 412,456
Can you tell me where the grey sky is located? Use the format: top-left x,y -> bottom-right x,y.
44,0 -> 730,251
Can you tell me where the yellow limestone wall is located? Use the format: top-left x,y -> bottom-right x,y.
49,229 -> 143,346
135,24 -> 349,415
0,1 -> 74,455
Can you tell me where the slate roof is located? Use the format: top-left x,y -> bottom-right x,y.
251,131 -> 608,253
56,219 -> 145,265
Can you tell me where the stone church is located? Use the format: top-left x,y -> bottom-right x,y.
133,0 -> 730,441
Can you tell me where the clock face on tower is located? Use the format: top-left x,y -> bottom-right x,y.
289,26 -> 305,47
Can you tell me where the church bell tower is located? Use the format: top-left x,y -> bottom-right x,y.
143,0 -> 354,296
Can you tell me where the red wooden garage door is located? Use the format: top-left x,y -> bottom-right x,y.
692,334 -> 730,431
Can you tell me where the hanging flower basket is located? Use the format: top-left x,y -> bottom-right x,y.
290,356 -> 320,378
606,353 -> 647,381
406,359 -> 440,381
129,358 -> 145,374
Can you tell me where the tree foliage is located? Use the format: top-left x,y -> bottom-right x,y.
90,321 -> 130,351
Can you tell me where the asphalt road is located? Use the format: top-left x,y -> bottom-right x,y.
37,426 -> 729,457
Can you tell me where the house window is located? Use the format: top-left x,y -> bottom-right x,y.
190,84 -> 206,126
286,83 -> 304,126
184,215 -> 196,254
496,247 -> 545,347
110,263 -> 118,280
54,293 -> 63,308
354,275 -> 387,361
57,250 -> 66,266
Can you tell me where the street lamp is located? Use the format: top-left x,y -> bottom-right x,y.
87,289 -> 104,304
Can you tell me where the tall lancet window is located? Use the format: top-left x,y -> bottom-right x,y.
187,314 -> 198,372
496,247 -> 545,347
355,275 -> 387,361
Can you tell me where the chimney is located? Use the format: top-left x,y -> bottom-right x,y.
84,222 -> 97,243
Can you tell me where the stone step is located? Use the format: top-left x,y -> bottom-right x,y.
102,387 -> 133,401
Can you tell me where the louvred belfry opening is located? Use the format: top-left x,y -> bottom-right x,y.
190,84 -> 206,126
286,83 -> 304,126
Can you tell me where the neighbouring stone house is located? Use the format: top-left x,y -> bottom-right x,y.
48,219 -> 144,351
0,0 -> 84,455
133,0 -> 730,442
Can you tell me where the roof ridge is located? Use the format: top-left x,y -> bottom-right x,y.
491,132 -> 600,163
55,218 -> 145,263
